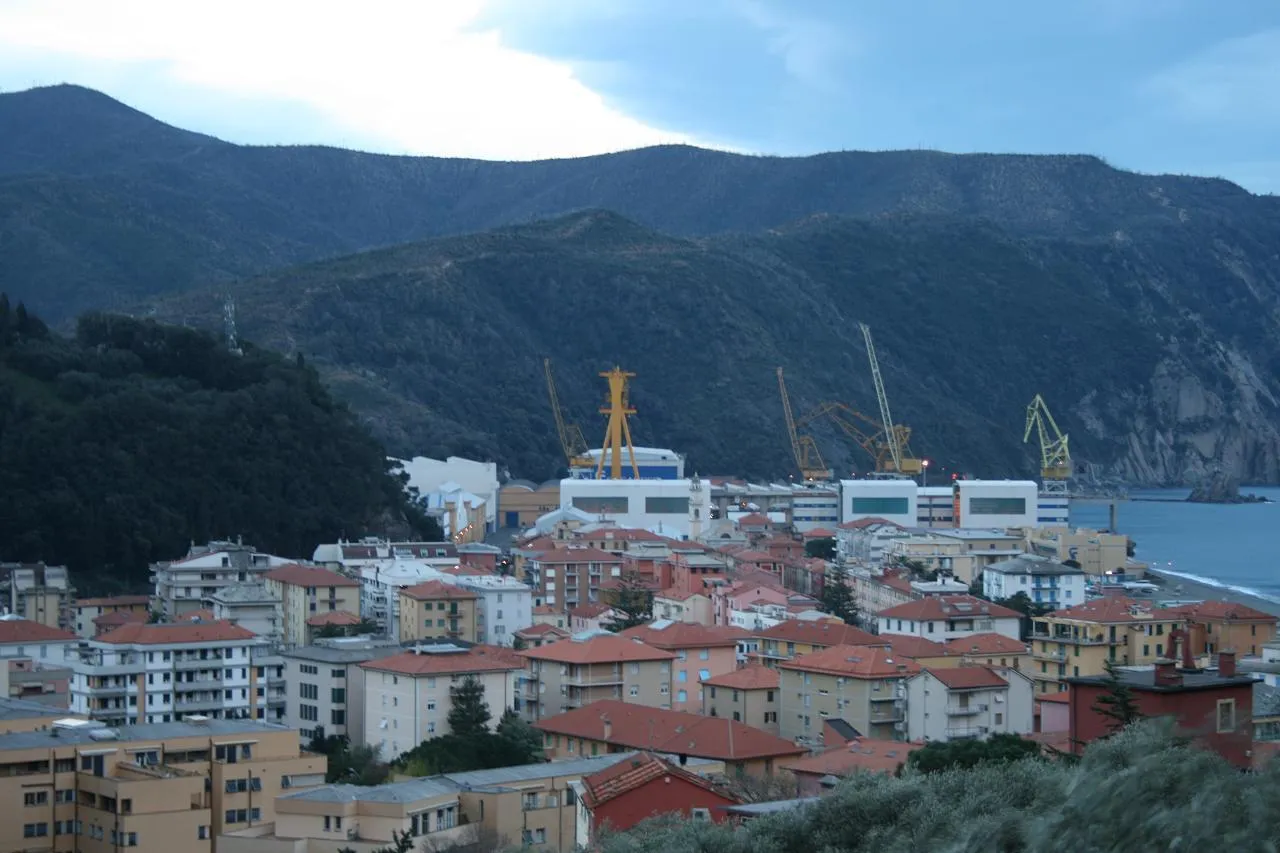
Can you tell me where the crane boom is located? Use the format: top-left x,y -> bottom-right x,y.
1024,394 -> 1071,494
543,358 -> 592,470
857,324 -> 923,475
777,367 -> 831,481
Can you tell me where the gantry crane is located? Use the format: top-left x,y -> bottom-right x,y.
595,366 -> 641,480
1024,393 -> 1071,495
799,402 -> 899,475
543,358 -> 594,472
858,323 -> 923,476
777,367 -> 832,481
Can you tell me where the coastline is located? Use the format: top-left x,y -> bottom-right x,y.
1144,568 -> 1280,619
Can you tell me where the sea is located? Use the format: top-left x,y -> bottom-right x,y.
1070,487 -> 1280,604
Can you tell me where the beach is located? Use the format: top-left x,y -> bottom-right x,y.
1146,568 -> 1280,619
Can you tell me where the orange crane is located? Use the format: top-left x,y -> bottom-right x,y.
595,367 -> 640,480
543,358 -> 593,472
777,367 -> 832,481
858,323 -> 923,476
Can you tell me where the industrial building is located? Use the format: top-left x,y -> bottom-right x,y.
570,447 -> 685,480
558,477 -> 712,540
953,480 -> 1040,528
839,478 -> 918,528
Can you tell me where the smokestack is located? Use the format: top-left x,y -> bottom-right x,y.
1218,650 -> 1237,678
1153,659 -> 1182,687
601,714 -> 612,741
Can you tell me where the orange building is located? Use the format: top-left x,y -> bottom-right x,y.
1163,601 -> 1278,657
617,622 -> 747,713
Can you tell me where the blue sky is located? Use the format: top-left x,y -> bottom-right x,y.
2,0 -> 1278,192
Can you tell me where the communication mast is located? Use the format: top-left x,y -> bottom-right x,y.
223,296 -> 243,357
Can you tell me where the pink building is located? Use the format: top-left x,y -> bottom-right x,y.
619,622 -> 747,713
711,580 -> 791,626
1037,690 -> 1070,734
569,602 -> 617,633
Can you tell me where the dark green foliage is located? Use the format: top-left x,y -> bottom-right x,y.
316,618 -> 381,639
0,304 -> 437,589
447,676 -> 492,740
804,537 -> 836,560
603,569 -> 654,632
991,591 -> 1054,641
817,563 -> 858,626
1092,658 -> 1145,733
906,732 -> 1041,774
308,734 -> 391,786
496,708 -> 545,764
395,709 -> 543,777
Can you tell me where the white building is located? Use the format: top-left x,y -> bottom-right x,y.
877,595 -> 1023,641
209,583 -> 282,641
840,479 -> 918,528
571,446 -> 685,480
281,637 -> 405,744
559,477 -> 712,540
954,480 -> 1040,529
916,487 -> 956,528
903,666 -> 1035,742
312,538 -> 459,572
0,616 -> 78,662
835,518 -> 906,567
151,540 -> 293,618
982,554 -> 1086,610
360,560 -> 444,638
450,574 -> 532,647
64,620 -> 274,725
392,456 -> 501,532
1036,494 -> 1071,527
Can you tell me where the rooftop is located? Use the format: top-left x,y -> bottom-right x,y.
0,696 -> 75,723
779,644 -> 922,679
1162,601 -> 1278,623
877,595 -> 1021,621
519,634 -> 674,664
529,547 -> 624,565
74,595 -> 151,608
702,664 -> 779,691
944,633 -> 1030,656
363,645 -> 523,677
209,583 -> 277,604
1047,596 -> 1180,624
281,639 -> 405,664
0,618 -> 77,644
985,554 -> 1085,576
1066,665 -> 1256,693
923,666 -> 1009,690
754,619 -> 879,646
580,752 -> 730,809
400,580 -> 478,601
0,718 -> 300,751
94,620 -> 258,646
780,738 -> 922,777
306,610 -> 362,627
618,621 -> 747,649
265,563 -> 359,587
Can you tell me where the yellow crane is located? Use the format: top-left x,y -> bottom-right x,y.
543,358 -> 594,472
800,401 -> 901,475
858,323 -> 923,475
777,367 -> 832,481
1024,393 -> 1071,495
595,366 -> 641,480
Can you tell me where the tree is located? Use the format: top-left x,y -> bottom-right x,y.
447,676 -> 491,739
496,708 -> 544,763
309,733 -> 390,785
603,569 -> 654,632
1092,658 -> 1144,733
818,563 -> 858,625
805,537 -> 836,560
906,732 -> 1041,774
511,634 -> 527,651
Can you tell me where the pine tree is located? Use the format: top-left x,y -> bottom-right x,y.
447,675 -> 491,738
497,708 -> 544,763
819,563 -> 859,625
603,568 -> 654,632
1092,658 -> 1144,733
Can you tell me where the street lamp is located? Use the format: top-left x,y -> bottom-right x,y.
921,459 -> 930,488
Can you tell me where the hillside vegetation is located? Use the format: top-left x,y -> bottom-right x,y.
0,299 -> 436,589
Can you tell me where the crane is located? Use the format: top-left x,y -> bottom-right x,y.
1024,393 -> 1071,495
858,323 -> 923,475
800,402 -> 912,476
595,366 -> 641,480
777,367 -> 832,481
543,358 -> 593,472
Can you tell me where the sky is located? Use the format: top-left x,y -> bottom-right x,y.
1,0 -> 1279,192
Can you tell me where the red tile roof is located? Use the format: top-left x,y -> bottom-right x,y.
945,633 -> 1030,656
0,619 -> 78,644
735,513 -> 772,527
570,602 -> 614,619
362,644 -> 524,676
656,588 -> 701,602
755,620 -> 879,646
516,536 -> 561,554
93,610 -> 147,629
1038,691 -> 1070,704
802,528 -> 836,539
781,738 -> 922,777
877,595 -> 1021,621
618,622 -> 747,649
924,666 -> 1009,690
307,610 -> 362,627
75,595 -> 151,608
530,547 -> 624,565
532,605 -> 560,616
837,517 -> 902,531
400,580 -> 478,601
265,564 -> 359,587
95,621 -> 257,645
536,700 -> 805,761
590,529 -> 665,544
174,609 -> 215,623
780,644 -> 921,679
1051,597 -> 1180,624
702,664 -> 779,690
514,623 -> 569,638
580,752 -> 734,809
520,634 -> 674,664
881,635 -> 952,659
1162,601 -> 1278,623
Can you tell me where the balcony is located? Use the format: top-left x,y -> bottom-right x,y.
869,707 -> 903,724
945,727 -> 986,740
174,656 -> 226,670
1032,648 -> 1067,662
945,703 -> 986,716
568,672 -> 624,686
86,683 -> 131,697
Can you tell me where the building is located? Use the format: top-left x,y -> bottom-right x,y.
535,699 -> 805,774
903,666 -> 1035,742
573,752 -> 739,846
65,621 -> 272,725
209,584 -> 282,641
497,479 -> 563,529
392,455 -> 501,532
361,644 -> 523,759
953,480 -> 1039,529
701,664 -> 780,735
263,564 -> 361,648
0,617 -> 79,664
397,580 -> 478,644
4,562 -> 73,630
788,487 -> 841,533
780,738 -> 923,795
1161,600 -> 1278,657
877,596 -> 1023,642
1066,653 -> 1256,769
518,633 -> 675,721
514,623 -> 569,649
558,478 -> 713,540
1030,597 -> 1185,694
834,518 -> 905,567
525,547 -> 625,612
617,622 -> 747,713
839,479 -> 918,528
653,588 -> 714,625
151,541 -> 295,618
0,695 -> 77,733
0,716 -> 326,853
981,554 -> 1086,610
915,487 -> 957,528
778,645 -> 921,743
752,620 -> 879,667
3,657 -> 72,709
281,637 -> 404,745
450,573 -> 532,647
945,633 -> 1033,672
1025,527 -> 1134,577
572,446 -> 686,480
311,539 -> 459,573
72,596 -> 152,640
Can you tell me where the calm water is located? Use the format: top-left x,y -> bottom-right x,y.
1070,487 -> 1280,603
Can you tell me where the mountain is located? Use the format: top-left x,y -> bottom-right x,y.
0,300 -> 438,588
140,209 -> 1280,486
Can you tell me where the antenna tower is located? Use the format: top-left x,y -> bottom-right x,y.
223,296 -> 243,357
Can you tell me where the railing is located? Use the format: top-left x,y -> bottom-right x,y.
945,704 -> 986,716
945,727 -> 985,740
1032,648 -> 1067,662
869,707 -> 902,724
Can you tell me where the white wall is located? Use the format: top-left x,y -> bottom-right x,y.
559,478 -> 712,539
1035,495 -> 1070,526
878,613 -> 1022,642
905,669 -> 1035,742
363,667 -> 518,759
393,456 -> 500,527
840,479 -> 918,527
956,481 -> 1039,528
447,576 -> 533,647
984,569 -> 1086,610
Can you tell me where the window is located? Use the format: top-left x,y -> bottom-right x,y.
677,689 -> 687,703
331,668 -> 345,678
331,709 -> 346,726
23,823 -> 49,838
23,791 -> 48,806
849,497 -> 909,514
645,497 -> 689,514
629,685 -> 639,697
300,683 -> 319,700
1218,699 -> 1237,733
698,649 -> 710,660
331,687 -> 346,703
698,669 -> 710,681
572,496 -> 629,513
677,670 -> 688,682
969,497 -> 1027,515
692,808 -> 711,821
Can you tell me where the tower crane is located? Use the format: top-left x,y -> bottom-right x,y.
543,358 -> 594,472
799,402 -> 896,475
595,366 -> 641,480
858,323 -> 923,475
777,367 -> 832,481
1024,394 -> 1071,495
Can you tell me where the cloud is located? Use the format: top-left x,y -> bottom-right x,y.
1144,29 -> 1280,125
0,0 -> 709,159
727,0 -> 854,93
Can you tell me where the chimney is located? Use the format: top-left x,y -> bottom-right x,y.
601,714 -> 612,741
1153,659 -> 1182,687
1218,650 -> 1237,678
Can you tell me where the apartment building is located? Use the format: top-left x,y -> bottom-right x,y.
653,588 -> 713,625
5,657 -> 72,709
751,619 -> 879,667
72,596 -> 151,639
1029,596 -> 1185,694
312,538 -> 458,573
0,715 -> 325,853
281,637 -> 404,745
0,618 -> 79,664
617,621 -> 746,713
209,584 -> 282,641
523,547 -> 624,611
361,644 -> 524,760
777,644 -> 921,744
514,624 -> 569,649
451,573 -> 532,647
982,554 -> 1086,610
701,664 -> 780,735
518,634 -> 675,721
945,633 -> 1033,672
4,562 -> 74,630
903,666 -> 1035,742
65,621 -> 273,725
398,581 -> 478,644
264,565 -> 361,648
151,541 -> 294,618
1162,600 -> 1278,657
877,595 -> 1022,642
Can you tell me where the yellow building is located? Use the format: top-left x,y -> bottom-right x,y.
777,644 -> 921,744
518,634 -> 675,721
1030,597 -> 1184,694
1025,527 -> 1139,577
397,581 -> 479,644
751,619 -> 877,667
0,715 -> 325,853
264,565 -> 361,647
6,563 -> 74,630
701,664 -> 781,735
1163,601 -> 1278,658
497,480 -> 563,529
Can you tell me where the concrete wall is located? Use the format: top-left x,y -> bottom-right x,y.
839,480 -> 918,528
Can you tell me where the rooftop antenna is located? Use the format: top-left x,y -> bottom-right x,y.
223,295 -> 243,357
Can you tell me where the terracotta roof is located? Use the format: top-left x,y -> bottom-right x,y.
536,700 -> 805,761
570,602 -> 614,619
702,664 -> 779,690
618,622 -> 747,649
755,620 -> 879,646
881,635 -> 952,659
265,563 -> 359,587
580,752 -> 734,809
516,536 -> 561,553
802,528 -> 836,539
735,513 -> 772,527
174,609 -> 215,623
0,619 -> 78,644
1162,601 -> 1278,623
875,572 -> 916,596
442,564 -> 494,577
362,645 -> 523,676
400,580 -> 478,601
93,610 -> 147,629
729,549 -> 778,563
514,623 -> 569,638
307,610 -> 362,627
75,595 -> 151,608
1050,596 -> 1180,624
590,529 -> 665,543
529,547 -> 624,565
837,517 -> 902,531
878,595 -> 1021,621
923,666 -> 1009,690
532,605 -> 559,615
95,620 -> 257,645
1038,691 -> 1070,704
781,738 -> 922,777
519,634 -> 675,664
945,633 -> 1030,656
656,588 -> 699,602
780,644 -> 921,679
